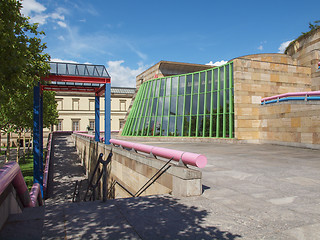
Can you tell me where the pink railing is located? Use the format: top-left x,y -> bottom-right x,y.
74,133 -> 207,168
110,139 -> 207,168
0,162 -> 43,208
43,132 -> 53,194
261,90 -> 320,102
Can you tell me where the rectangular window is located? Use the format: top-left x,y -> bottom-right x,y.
57,120 -> 62,131
89,120 -> 94,130
72,99 -> 79,111
120,100 -> 126,111
72,120 -> 80,131
56,99 -> 63,110
89,99 -> 95,111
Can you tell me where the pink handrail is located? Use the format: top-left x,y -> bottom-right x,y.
261,90 -> 320,102
110,139 -> 207,168
43,132 -> 53,194
0,162 -> 43,208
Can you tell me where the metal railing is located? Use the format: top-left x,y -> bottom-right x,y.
110,157 -> 173,198
83,152 -> 113,202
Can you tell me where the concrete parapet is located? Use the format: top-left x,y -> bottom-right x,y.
73,134 -> 203,199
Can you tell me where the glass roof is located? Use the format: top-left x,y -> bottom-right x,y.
49,62 -> 110,78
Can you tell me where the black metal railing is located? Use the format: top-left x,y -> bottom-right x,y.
109,157 -> 173,198
84,152 -> 113,202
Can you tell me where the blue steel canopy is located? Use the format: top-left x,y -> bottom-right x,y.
49,62 -> 110,78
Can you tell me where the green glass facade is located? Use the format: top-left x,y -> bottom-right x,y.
122,62 -> 234,138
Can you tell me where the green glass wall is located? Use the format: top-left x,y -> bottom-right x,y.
122,62 -> 234,138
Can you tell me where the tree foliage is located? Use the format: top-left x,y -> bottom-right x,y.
0,0 -> 58,133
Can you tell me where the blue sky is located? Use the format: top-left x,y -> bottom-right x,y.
21,0 -> 320,87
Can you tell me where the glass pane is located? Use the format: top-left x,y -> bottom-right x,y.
159,79 -> 165,96
214,69 -> 219,91
190,116 -> 197,136
165,78 -> 171,96
212,91 -> 218,114
148,117 -> 155,136
170,96 -> 177,115
154,117 -> 161,136
206,93 -> 211,114
143,117 -> 149,135
155,80 -> 160,97
193,73 -> 199,94
179,76 -> 186,95
177,96 -> 184,115
161,117 -> 168,136
176,116 -> 183,136
157,97 -> 163,116
152,98 -> 158,116
200,72 -> 205,93
211,114 -> 217,137
168,116 -> 175,136
171,77 -> 178,95
219,114 -> 224,137
207,70 -> 212,92
184,95 -> 191,115
204,115 -> 210,137
186,75 -> 192,94
199,94 -> 204,114
192,94 -> 198,115
198,115 -> 204,136
163,97 -> 169,116
226,65 -> 230,89
183,116 -> 190,136
220,67 -> 225,90
58,63 -> 67,75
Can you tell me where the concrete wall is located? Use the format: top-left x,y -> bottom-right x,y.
233,54 -> 312,142
0,185 -> 22,230
73,134 -> 202,199
259,102 -> 320,148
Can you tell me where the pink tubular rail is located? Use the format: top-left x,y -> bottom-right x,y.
261,90 -> 320,102
0,161 -> 43,208
110,139 -> 207,168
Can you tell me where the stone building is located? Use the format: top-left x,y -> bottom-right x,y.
122,27 -> 320,148
54,87 -> 135,132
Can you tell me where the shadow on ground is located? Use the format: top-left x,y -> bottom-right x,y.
43,195 -> 242,240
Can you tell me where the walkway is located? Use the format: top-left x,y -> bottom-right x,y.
1,135 -> 320,239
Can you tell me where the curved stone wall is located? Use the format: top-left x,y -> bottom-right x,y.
285,27 -> 320,90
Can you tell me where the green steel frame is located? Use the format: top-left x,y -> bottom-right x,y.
122,62 -> 234,138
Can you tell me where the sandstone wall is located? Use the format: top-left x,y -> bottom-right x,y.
233,54 -> 312,142
259,102 -> 320,148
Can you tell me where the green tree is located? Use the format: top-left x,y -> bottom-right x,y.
0,0 -> 58,160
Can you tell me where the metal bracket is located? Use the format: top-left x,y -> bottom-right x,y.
149,151 -> 157,159
178,153 -> 188,168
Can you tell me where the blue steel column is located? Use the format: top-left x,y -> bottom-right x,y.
39,90 -> 43,189
33,83 -> 43,194
95,94 -> 100,142
105,83 -> 111,144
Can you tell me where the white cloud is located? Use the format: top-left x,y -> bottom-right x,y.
58,36 -> 65,41
50,58 -> 78,63
20,0 -> 67,28
107,60 -> 149,87
57,21 -> 67,28
206,60 -> 228,66
20,0 -> 46,16
258,45 -> 263,51
278,40 -> 294,53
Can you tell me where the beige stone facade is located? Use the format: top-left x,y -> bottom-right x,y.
55,87 -> 135,132
232,54 -> 312,142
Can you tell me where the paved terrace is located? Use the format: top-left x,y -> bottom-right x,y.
1,135 -> 320,239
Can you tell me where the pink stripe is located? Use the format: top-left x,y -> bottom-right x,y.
262,91 -> 320,102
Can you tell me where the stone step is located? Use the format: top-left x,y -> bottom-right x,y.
0,206 -> 45,240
